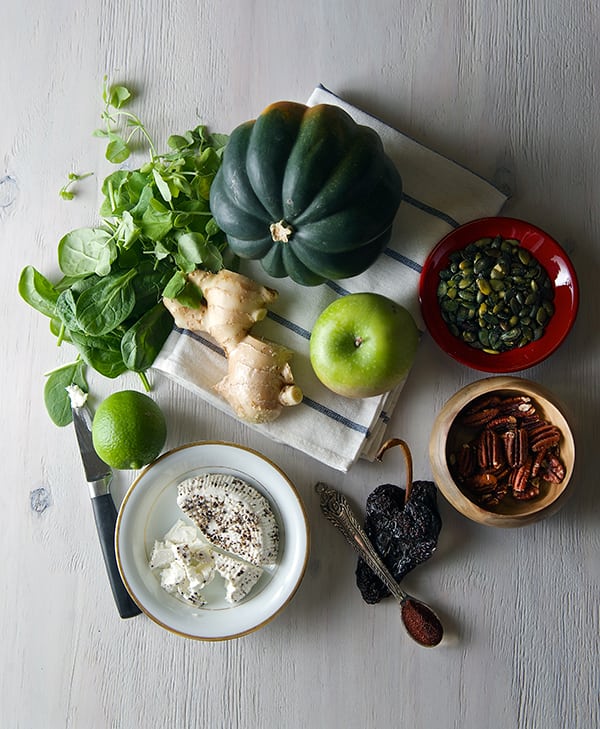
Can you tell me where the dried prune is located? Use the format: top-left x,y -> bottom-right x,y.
356,480 -> 442,604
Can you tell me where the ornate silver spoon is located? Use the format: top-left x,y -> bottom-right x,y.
315,482 -> 444,647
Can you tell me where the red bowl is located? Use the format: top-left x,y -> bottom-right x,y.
418,217 -> 579,372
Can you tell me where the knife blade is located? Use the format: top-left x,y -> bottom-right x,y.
72,403 -> 141,619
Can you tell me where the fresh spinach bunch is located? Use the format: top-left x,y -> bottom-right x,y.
19,78 -> 229,425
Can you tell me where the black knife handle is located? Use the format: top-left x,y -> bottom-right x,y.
91,494 -> 142,619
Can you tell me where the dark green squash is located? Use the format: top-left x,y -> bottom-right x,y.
209,101 -> 403,286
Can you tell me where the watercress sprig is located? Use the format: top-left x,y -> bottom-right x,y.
19,78 -> 230,425
59,171 -> 94,200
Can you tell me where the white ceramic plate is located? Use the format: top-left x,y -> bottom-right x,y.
115,441 -> 310,640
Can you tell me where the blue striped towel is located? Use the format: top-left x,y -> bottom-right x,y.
152,84 -> 507,472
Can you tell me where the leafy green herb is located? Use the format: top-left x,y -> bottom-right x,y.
121,302 -> 174,375
19,78 -> 230,424
58,227 -> 116,277
43,360 -> 88,426
75,268 -> 138,335
18,266 -> 61,318
59,172 -> 94,200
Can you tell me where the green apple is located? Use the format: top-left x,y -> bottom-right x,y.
309,293 -> 419,398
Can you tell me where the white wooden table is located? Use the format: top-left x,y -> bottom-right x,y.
2,2 -> 599,727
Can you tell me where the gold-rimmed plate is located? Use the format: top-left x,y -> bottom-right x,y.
115,441 -> 310,640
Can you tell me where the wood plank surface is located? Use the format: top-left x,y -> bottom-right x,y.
1,1 -> 599,727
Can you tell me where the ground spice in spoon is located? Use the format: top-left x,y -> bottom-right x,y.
401,598 -> 444,647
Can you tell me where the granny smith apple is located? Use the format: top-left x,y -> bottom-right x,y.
309,293 -> 419,398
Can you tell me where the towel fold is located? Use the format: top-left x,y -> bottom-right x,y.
153,84 -> 507,471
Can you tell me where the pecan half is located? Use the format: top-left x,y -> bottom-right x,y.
513,479 -> 541,501
454,443 -> 475,480
513,428 -> 529,467
539,453 -> 566,484
498,395 -> 537,418
529,423 -> 561,452
531,448 -> 547,477
478,479 -> 508,506
486,414 -> 518,431
509,457 -> 533,497
460,407 -> 500,428
477,429 -> 503,471
466,471 -> 498,494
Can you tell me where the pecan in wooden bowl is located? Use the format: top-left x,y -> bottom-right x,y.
429,376 -> 575,527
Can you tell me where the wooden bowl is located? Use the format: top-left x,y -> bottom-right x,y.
429,376 -> 575,527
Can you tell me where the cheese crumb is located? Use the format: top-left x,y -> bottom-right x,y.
149,520 -> 215,607
65,384 -> 88,408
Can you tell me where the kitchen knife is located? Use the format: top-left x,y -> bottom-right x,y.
71,403 -> 141,619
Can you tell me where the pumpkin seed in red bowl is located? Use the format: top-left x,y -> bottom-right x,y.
418,217 -> 579,373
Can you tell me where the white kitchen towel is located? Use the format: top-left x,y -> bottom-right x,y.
153,84 -> 507,471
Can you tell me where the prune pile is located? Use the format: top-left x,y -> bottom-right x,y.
356,480 -> 442,604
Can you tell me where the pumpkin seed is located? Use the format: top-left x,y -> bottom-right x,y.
478,329 -> 490,347
544,300 -> 555,317
518,248 -> 531,265
477,278 -> 492,295
536,306 -> 547,325
435,235 -> 555,354
441,298 -> 459,313
501,327 -> 521,342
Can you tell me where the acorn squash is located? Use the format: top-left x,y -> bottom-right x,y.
209,101 -> 403,286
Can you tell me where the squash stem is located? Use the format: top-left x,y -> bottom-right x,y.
270,220 -> 293,243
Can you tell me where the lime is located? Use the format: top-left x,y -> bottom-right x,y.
92,390 -> 167,470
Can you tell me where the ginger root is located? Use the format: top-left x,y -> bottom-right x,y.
163,269 -> 303,424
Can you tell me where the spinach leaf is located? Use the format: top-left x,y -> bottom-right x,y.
56,289 -> 83,332
70,331 -> 128,378
75,268 -> 137,335
129,262 -> 172,319
18,266 -> 59,318
58,227 -> 116,277
43,360 -> 88,427
121,303 -> 173,372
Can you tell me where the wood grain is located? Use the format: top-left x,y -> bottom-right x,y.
2,1 -> 599,728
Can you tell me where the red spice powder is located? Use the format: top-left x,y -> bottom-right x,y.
401,598 -> 443,647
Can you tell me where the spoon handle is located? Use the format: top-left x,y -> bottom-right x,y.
315,482 -> 407,603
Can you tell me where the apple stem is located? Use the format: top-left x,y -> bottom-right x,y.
375,438 -> 414,503
354,336 -> 363,347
